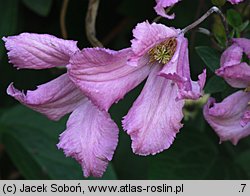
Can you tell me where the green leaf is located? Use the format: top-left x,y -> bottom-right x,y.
0,105 -> 117,179
22,0 -> 52,17
2,125 -> 51,179
196,46 -> 221,72
0,0 -> 18,59
237,20 -> 249,33
110,83 -> 149,179
148,125 -> 245,179
227,9 -> 242,28
204,75 -> 228,94
212,15 -> 227,47
235,150 -> 250,178
0,109 -> 7,142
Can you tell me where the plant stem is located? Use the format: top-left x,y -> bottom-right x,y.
60,0 -> 69,39
181,6 -> 229,46
85,0 -> 103,47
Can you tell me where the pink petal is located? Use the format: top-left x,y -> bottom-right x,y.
154,0 -> 181,19
69,48 -> 150,111
177,69 -> 206,100
159,35 -> 206,100
57,100 -> 119,177
3,33 -> 79,69
216,62 -> 250,88
220,44 -> 243,68
216,43 -> 250,88
122,65 -> 184,156
7,74 -> 84,121
241,110 -> 250,127
233,38 -> 250,58
203,91 -> 250,145
128,21 -> 178,66
227,0 -> 245,4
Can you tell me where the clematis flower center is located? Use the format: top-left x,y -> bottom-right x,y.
148,37 -> 177,65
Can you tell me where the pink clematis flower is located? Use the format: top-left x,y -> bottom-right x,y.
216,38 -> 250,89
69,21 -> 206,156
3,33 -> 119,177
154,0 -> 244,19
204,38 -> 250,144
227,0 -> 245,4
154,0 -> 181,19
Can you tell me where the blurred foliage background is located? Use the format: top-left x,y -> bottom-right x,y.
0,0 -> 250,179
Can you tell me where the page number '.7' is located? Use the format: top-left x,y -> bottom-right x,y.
239,184 -> 246,193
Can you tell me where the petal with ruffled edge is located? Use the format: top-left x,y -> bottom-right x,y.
154,0 -> 181,19
128,21 -> 178,66
216,43 -> 250,88
233,38 -> 250,58
7,74 -> 84,121
69,48 -> 151,111
57,99 -> 119,177
177,70 -> 206,100
203,91 -> 250,145
159,35 -> 206,100
216,62 -> 250,88
122,65 -> 184,155
227,0 -> 245,5
3,33 -> 79,69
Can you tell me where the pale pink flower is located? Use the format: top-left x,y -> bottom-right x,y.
3,33 -> 119,177
216,39 -> 250,89
154,0 -> 181,19
204,92 -> 250,145
204,38 -> 250,144
69,21 -> 206,156
154,0 -> 244,19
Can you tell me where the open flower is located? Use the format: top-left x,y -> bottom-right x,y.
204,92 -> 250,144
3,33 -> 119,177
216,38 -> 250,88
204,38 -> 250,144
69,21 -> 206,156
154,0 -> 181,19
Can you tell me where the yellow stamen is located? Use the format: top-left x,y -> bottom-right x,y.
148,38 -> 177,65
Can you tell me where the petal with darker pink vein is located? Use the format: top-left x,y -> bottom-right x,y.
7,74 -> 84,121
122,65 -> 184,155
3,33 -> 78,69
203,91 -> 250,145
216,62 -> 250,88
216,42 -> 250,88
57,100 -> 119,177
69,48 -> 150,111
